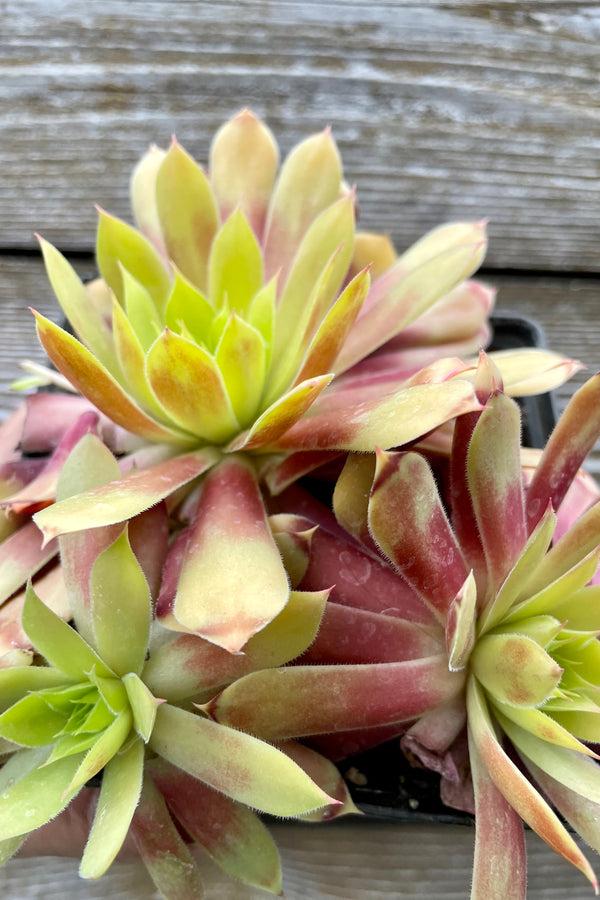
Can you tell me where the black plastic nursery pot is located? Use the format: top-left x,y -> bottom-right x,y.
333,312 -> 557,826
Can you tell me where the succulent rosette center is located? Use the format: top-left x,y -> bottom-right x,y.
28,111 -> 493,652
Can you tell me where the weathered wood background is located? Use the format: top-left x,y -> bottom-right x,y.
1,2 -> 600,897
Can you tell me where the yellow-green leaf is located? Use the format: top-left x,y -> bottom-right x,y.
208,208 -> 263,315
155,139 -> 219,293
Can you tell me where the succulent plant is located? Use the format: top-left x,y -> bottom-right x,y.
0,110 -> 595,900
206,364 -> 600,899
0,431 -> 355,897
26,112 -> 579,658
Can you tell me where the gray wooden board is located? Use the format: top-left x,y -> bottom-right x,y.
1,0 -> 600,270
1,821 -> 597,898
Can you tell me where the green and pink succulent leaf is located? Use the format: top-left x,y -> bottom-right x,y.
149,757 -> 283,895
156,454 -> 290,650
468,719 -> 527,900
206,657 -> 464,740
130,774 -> 205,900
146,589 -> 328,702
526,374 -> 600,532
368,449 -> 468,621
33,446 -> 220,542
148,702 -> 336,817
466,677 -> 598,892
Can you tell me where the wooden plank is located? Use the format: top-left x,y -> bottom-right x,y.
2,1 -> 600,270
2,821 -> 597,898
1,256 -> 599,467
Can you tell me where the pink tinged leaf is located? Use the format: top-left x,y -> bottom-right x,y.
148,757 -> 282,894
449,409 -> 487,594
472,349 -> 504,403
37,237 -> 121,375
400,695 -> 467,779
446,572 -> 477,670
226,373 -> 333,452
269,481 -> 352,542
208,207 -> 264,314
525,756 -> 600,860
164,455 -> 289,652
147,589 -> 328,702
19,391 -> 130,456
96,208 -> 172,312
368,450 -> 468,622
335,223 -> 487,373
468,721 -> 527,900
130,774 -> 205,900
145,328 -> 240,442
206,656 -> 464,740
89,530 -> 151,677
467,392 -> 527,591
149,703 -> 336,816
478,504 -> 556,635
292,267 -> 371,386
1,410 -> 101,515
263,127 -> 343,284
0,564 -> 69,657
33,447 -> 219,542
309,721 -> 411,763
210,109 -> 279,241
155,138 -> 219,295
466,676 -> 598,892
129,143 -> 167,255
79,736 -> 144,879
392,279 -> 495,349
273,379 -> 481,453
33,312 -> 193,445
275,740 -> 360,820
498,713 -> 600,809
54,433 -> 123,644
0,403 -> 27,467
298,522 -> 434,625
301,599 -> 443,664
553,468 -> 600,547
0,460 -> 45,506
347,231 -> 397,283
527,374 -> 600,532
128,501 -> 169,602
471,633 -> 562,708
0,521 -> 58,606
485,348 -> 582,397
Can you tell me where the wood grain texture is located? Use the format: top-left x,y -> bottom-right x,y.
1,821 -> 597,899
2,0 -> 600,269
